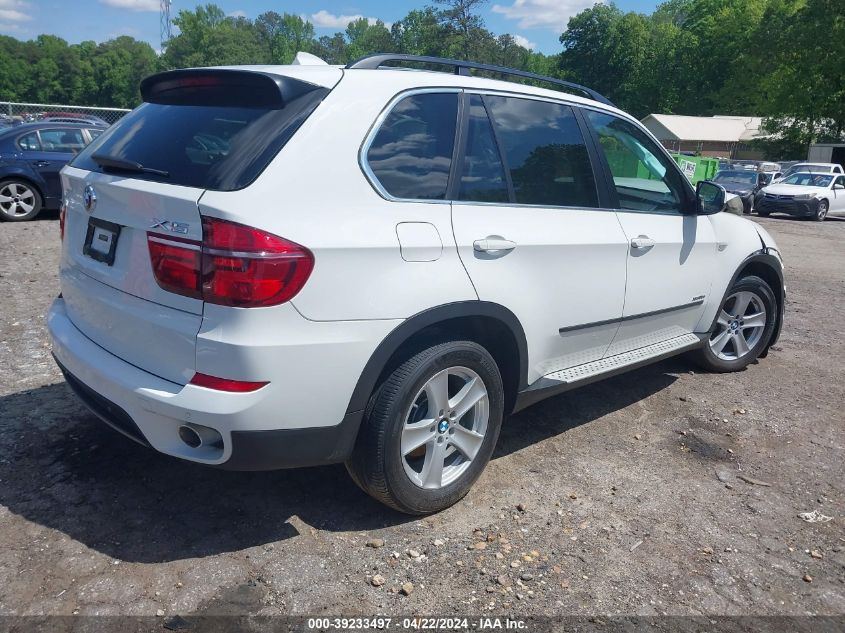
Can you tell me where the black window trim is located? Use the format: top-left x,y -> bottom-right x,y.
360,85 -> 695,213
454,90 -> 603,211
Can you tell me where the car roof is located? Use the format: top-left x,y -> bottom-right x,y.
0,121 -> 92,140
213,64 -> 630,120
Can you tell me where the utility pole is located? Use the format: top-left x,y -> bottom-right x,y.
160,0 -> 172,52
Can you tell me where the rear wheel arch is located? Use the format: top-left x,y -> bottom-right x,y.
346,302 -> 528,420
0,173 -> 46,201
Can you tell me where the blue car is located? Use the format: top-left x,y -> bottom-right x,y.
0,122 -> 104,221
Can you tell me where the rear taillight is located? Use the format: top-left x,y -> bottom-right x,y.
147,217 -> 314,308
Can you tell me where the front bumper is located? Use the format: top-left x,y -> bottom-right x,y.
48,298 -> 362,470
756,196 -> 819,217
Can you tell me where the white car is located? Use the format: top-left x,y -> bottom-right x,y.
773,162 -> 844,183
756,172 -> 845,221
47,54 -> 785,514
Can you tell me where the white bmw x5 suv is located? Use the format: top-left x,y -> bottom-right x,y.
48,54 -> 785,514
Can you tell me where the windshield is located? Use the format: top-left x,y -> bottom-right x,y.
782,173 -> 833,187
782,164 -> 830,178
714,171 -> 757,185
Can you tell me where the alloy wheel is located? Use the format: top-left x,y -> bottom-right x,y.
401,366 -> 489,490
0,182 -> 36,218
709,291 -> 767,361
817,200 -> 828,221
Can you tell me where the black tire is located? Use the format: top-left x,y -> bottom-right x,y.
693,275 -> 777,373
346,340 -> 504,515
0,179 -> 42,221
742,198 -> 752,215
756,210 -> 770,217
814,199 -> 829,222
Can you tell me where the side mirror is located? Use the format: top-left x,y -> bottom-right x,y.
835,184 -> 845,190
696,180 -> 727,214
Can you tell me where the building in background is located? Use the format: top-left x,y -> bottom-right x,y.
641,114 -> 766,159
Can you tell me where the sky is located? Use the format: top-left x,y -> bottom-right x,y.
0,0 -> 659,55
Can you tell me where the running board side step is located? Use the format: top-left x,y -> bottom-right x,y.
513,333 -> 705,413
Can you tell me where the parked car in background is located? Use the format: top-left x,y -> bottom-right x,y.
713,169 -> 765,214
756,172 -> 845,221
0,122 -> 103,221
48,56 -> 785,514
38,112 -> 110,127
773,162 -> 843,182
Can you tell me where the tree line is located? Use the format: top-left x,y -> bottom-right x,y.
0,0 -> 841,157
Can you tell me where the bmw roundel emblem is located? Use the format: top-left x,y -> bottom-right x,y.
83,185 -> 97,212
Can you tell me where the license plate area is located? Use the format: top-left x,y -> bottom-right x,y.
83,218 -> 121,266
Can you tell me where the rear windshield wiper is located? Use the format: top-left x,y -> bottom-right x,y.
91,154 -> 170,178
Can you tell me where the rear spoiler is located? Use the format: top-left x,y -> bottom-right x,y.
140,69 -> 322,109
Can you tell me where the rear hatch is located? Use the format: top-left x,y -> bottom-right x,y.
59,67 -> 339,385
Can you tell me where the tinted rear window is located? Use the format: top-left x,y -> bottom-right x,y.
72,88 -> 328,191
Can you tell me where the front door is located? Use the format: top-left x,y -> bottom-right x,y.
451,94 -> 629,382
583,110 -> 717,356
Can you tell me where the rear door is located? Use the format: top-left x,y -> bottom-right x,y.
450,93 -> 628,380
583,109 -> 716,356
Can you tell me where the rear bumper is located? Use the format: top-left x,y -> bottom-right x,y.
47,297 -> 368,470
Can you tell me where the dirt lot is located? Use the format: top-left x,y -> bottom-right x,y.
0,211 -> 843,620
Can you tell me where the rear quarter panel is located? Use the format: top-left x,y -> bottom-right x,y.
198,72 -> 478,322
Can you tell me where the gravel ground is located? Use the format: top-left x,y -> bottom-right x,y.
0,211 -> 843,619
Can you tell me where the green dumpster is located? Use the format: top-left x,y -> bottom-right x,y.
671,154 -> 719,184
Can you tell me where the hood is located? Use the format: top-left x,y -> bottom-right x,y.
762,183 -> 824,196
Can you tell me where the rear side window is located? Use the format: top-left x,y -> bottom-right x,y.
366,93 -> 458,200
458,95 -> 509,203
72,87 -> 328,191
17,132 -> 40,151
484,95 -> 598,208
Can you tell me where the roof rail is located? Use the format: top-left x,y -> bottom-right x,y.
345,53 -> 615,108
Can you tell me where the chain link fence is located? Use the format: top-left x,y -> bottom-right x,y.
0,102 -> 131,127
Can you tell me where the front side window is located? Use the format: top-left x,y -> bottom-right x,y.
457,95 -> 509,203
39,128 -> 86,153
484,95 -> 598,208
586,110 -> 689,214
367,92 -> 458,200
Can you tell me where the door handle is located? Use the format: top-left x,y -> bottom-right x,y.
31,160 -> 51,168
473,237 -> 516,253
630,236 -> 656,250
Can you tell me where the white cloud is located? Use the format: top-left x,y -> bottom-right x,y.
309,9 -> 385,29
512,34 -> 537,50
0,0 -> 31,22
492,0 -> 604,31
98,0 -> 159,12
228,10 -> 247,18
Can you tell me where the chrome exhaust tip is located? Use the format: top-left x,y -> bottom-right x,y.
178,423 -> 222,449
